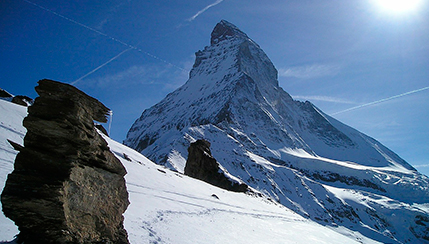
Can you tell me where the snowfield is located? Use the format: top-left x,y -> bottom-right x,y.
0,99 -> 379,243
107,136 -> 376,244
123,20 -> 429,244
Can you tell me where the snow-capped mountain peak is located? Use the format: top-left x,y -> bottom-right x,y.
0,98 -> 381,244
210,19 -> 250,45
125,20 -> 429,243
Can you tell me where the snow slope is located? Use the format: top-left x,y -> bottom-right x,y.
107,136 -> 378,244
0,98 -> 378,243
125,20 -> 429,243
125,20 -> 414,172
0,99 -> 25,240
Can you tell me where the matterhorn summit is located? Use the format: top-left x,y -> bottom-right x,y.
125,20 -> 429,243
125,20 -> 413,172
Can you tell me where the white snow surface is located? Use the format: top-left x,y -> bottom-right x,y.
1,21 -> 429,243
0,99 -> 25,240
107,136 -> 375,244
124,21 -> 429,243
0,99 -> 378,243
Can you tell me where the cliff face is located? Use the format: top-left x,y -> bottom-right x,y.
1,79 -> 129,244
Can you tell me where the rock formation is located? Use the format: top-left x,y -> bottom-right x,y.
0,88 -> 13,98
1,79 -> 129,244
0,88 -> 33,106
184,139 -> 248,192
11,95 -> 33,106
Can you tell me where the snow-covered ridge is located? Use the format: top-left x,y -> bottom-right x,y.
125,20 -> 429,243
0,98 -> 377,243
105,134 -> 379,244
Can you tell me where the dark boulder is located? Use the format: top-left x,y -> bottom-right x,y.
1,79 -> 129,244
184,139 -> 248,192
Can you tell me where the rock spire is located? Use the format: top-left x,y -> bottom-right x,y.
1,79 -> 129,244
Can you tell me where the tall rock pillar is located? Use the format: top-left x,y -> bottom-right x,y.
1,79 -> 129,244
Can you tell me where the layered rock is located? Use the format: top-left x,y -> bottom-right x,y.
1,79 -> 129,244
184,140 -> 247,192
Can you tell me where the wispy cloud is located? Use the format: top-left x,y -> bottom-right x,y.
188,0 -> 224,22
278,64 -> 341,79
331,86 -> 429,115
292,95 -> 357,104
79,64 -> 188,90
71,47 -> 133,85
24,0 -> 186,73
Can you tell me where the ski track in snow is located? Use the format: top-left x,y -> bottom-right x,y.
121,21 -> 429,244
0,99 -> 406,244
127,182 -> 302,222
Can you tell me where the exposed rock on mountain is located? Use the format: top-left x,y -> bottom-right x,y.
0,88 -> 33,106
125,20 -> 429,243
185,139 -> 248,192
1,79 -> 129,244
11,95 -> 33,107
0,95 -> 383,244
0,88 -> 13,99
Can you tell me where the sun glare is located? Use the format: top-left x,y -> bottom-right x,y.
374,0 -> 423,14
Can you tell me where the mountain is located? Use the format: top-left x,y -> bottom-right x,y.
1,98 -> 378,244
125,20 -> 429,243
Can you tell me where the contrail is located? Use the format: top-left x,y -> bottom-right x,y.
331,86 -> 429,115
188,0 -> 224,21
23,0 -> 187,72
414,164 -> 429,168
71,47 -> 133,85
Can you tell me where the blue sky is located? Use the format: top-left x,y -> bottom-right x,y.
1,0 -> 428,175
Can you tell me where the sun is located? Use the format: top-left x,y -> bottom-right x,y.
374,0 -> 423,14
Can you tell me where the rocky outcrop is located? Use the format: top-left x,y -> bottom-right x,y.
0,88 -> 13,98
0,88 -> 33,106
1,79 -> 129,244
184,140 -> 248,192
12,95 -> 33,106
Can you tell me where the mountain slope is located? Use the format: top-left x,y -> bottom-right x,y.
125,20 -> 429,243
125,20 -> 413,172
0,98 -> 377,244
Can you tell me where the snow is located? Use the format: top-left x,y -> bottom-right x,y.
1,19 -> 429,242
122,26 -> 429,241
0,99 -> 378,243
105,135 -> 376,244
0,99 -> 26,241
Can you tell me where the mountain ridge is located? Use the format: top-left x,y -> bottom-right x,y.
125,20 -> 429,243
1,97 -> 378,244
125,20 -> 413,171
